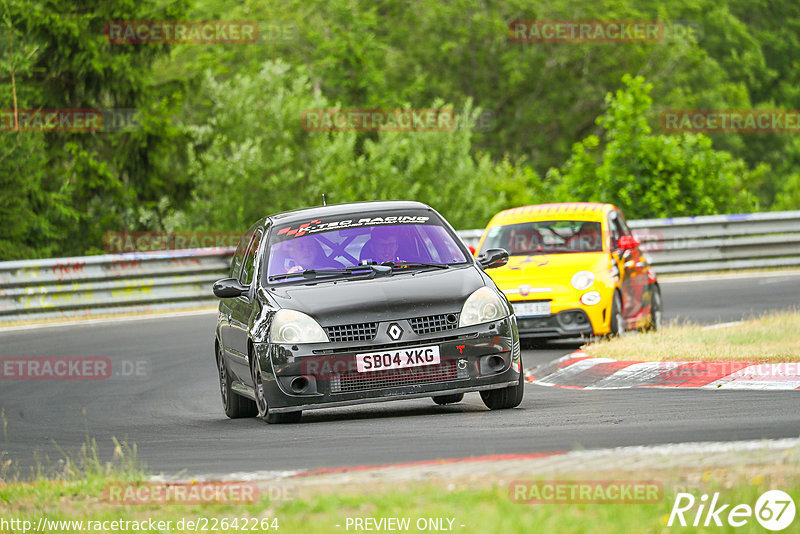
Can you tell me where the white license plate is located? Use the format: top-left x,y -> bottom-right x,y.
355,345 -> 440,373
512,301 -> 551,317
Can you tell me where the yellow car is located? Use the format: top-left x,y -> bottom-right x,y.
476,202 -> 661,339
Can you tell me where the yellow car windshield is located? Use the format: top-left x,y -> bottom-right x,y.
483,220 -> 603,255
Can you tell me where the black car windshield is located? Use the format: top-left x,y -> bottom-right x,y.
481,220 -> 604,255
265,213 -> 469,284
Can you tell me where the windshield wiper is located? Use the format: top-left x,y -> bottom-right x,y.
268,264 -> 392,282
380,261 -> 450,270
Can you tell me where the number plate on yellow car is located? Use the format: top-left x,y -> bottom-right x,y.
356,345 -> 440,373
512,301 -> 551,317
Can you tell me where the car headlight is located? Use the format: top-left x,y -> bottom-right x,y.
459,287 -> 508,327
270,309 -> 329,344
580,291 -> 601,306
571,271 -> 596,291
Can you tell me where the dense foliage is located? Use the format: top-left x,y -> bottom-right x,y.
1,0 -> 798,259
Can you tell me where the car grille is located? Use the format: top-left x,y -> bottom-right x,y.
330,360 -> 469,393
408,313 -> 459,335
324,322 -> 378,343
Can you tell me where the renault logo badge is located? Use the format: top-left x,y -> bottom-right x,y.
387,323 -> 403,340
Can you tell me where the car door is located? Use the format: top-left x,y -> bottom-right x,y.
616,211 -> 650,320
227,227 -> 263,384
608,210 -> 647,320
219,230 -> 250,362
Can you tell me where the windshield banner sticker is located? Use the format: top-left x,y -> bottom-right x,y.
276,215 -> 430,239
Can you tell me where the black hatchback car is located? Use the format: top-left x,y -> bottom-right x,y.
212,201 -> 523,423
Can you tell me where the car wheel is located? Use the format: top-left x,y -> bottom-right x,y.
217,345 -> 256,418
252,360 -> 302,424
609,292 -> 626,337
480,367 -> 525,410
647,284 -> 663,331
432,393 -> 464,405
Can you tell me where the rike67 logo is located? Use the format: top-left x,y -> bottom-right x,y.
668,490 -> 796,531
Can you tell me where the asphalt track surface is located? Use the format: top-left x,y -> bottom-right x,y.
1,271 -> 799,477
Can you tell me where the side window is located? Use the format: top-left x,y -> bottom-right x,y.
230,232 -> 251,279
608,213 -> 624,250
616,211 -> 633,236
239,230 -> 263,286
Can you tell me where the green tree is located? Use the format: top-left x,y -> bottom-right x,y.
180,60 -> 542,230
548,75 -> 757,219
2,0 -> 190,258
773,173 -> 800,211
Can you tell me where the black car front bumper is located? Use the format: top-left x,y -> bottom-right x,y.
254,315 -> 521,413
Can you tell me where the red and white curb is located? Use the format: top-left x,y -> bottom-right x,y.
525,351 -> 800,390
153,438 -> 800,483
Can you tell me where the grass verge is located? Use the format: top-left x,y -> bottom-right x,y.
586,309 -> 800,362
2,440 -> 799,533
2,470 -> 798,533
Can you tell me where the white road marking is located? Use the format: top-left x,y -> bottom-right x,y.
533,357 -> 615,385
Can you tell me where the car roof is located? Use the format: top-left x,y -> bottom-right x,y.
266,200 -> 434,224
487,202 -> 616,226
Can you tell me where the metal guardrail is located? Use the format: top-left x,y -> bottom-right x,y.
627,210 -> 800,274
457,210 -> 800,275
0,249 -> 232,322
1,210 -> 799,323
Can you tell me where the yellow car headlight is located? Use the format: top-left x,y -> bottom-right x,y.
571,271 -> 596,291
580,291 -> 601,306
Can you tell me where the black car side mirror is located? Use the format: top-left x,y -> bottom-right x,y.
213,278 -> 249,298
476,248 -> 509,269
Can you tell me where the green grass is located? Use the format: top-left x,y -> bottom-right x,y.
586,309 -> 800,362
2,440 -> 799,533
2,475 -> 798,533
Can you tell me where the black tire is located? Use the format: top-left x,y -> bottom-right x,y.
480,367 -> 525,410
252,360 -> 302,424
609,292 -> 626,337
217,344 -> 257,419
432,393 -> 464,405
646,284 -> 663,331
